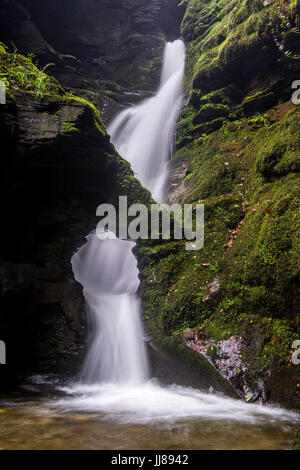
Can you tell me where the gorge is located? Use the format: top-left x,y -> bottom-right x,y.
0,0 -> 299,450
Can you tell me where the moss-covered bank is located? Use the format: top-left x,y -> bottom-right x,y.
137,0 -> 300,413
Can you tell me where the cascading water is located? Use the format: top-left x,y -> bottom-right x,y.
72,233 -> 148,385
58,40 -> 299,429
108,40 -> 185,202
71,40 -> 186,388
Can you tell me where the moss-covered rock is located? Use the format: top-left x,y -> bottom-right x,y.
294,425 -> 300,450
138,100 -> 300,408
0,0 -> 186,121
193,103 -> 229,124
178,0 -> 300,145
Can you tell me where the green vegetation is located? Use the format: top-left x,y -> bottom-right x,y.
0,46 -> 62,100
139,102 -> 300,401
62,122 -> 80,135
182,0 -> 299,86
62,94 -> 107,135
177,0 -> 300,147
0,45 -> 107,134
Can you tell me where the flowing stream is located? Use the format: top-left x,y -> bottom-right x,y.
108,40 -> 185,202
0,40 -> 299,450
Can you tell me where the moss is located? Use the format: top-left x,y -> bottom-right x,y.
62,94 -> 107,136
0,42 -> 7,54
156,336 -> 237,396
138,102 -> 300,403
180,0 -> 299,144
0,47 -> 107,136
0,49 -> 63,100
182,0 -> 298,88
256,115 -> 300,176
244,88 -> 271,102
62,122 -> 80,135
193,103 -> 229,124
294,426 -> 300,450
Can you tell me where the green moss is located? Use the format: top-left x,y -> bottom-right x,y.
183,0 -> 299,89
193,103 -> 229,123
0,42 -> 7,54
256,116 -> 300,176
180,0 -> 299,143
139,104 -> 300,389
62,122 -> 80,135
294,426 -> 300,450
156,336 -> 237,396
0,47 -> 107,136
0,45 -> 63,100
62,94 -> 107,136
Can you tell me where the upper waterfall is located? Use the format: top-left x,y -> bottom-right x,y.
108,40 -> 186,202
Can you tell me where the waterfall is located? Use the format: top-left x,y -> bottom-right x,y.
72,233 -> 148,384
71,40 -> 185,386
108,40 -> 185,202
60,40 -> 298,427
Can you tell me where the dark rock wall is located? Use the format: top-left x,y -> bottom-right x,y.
0,81 -> 151,388
0,0 -> 185,120
0,0 -> 186,388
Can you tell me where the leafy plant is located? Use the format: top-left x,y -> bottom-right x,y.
0,42 -> 7,54
0,50 -> 62,100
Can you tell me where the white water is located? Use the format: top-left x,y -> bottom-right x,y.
59,382 -> 299,426
72,232 -> 148,385
62,40 -> 299,429
108,40 -> 185,202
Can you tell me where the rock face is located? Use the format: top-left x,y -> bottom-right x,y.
0,0 -> 184,388
177,0 -> 300,146
186,334 -> 265,402
0,59 -> 150,387
0,0 -> 185,120
182,327 -> 194,341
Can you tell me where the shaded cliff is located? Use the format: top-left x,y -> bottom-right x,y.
0,48 -> 151,387
0,0 -> 187,390
0,0 -> 185,120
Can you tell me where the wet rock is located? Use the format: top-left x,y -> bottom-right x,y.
182,328 -> 194,341
0,89 -> 151,387
0,0 -> 186,119
186,335 -> 264,402
293,426 -> 300,450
